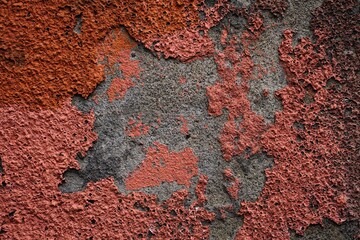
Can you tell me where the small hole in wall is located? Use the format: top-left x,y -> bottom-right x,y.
91,219 -> 96,224
185,134 -> 191,140
309,196 -> 319,210
325,77 -> 341,90
304,85 -> 316,104
8,210 -> 16,218
58,168 -> 85,193
293,121 -> 304,130
74,13 -> 82,34
148,230 -> 155,237
0,156 -> 3,174
199,11 -> 206,20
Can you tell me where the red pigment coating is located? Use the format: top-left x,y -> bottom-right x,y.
0,0 -> 222,110
221,28 -> 229,46
255,0 -> 289,17
0,102 -> 214,239
98,29 -> 141,102
0,1 -> 108,108
92,94 -> 100,105
218,205 -> 235,220
192,175 -> 209,207
126,115 -> 150,138
310,0 -> 360,231
151,0 -> 231,61
219,208 -> 227,220
109,0 -> 224,62
179,76 -> 187,84
98,28 -> 138,71
236,30 -> 349,239
223,168 -> 240,200
206,14 -> 267,161
125,142 -> 198,190
118,0 -> 202,48
262,89 -> 269,97
154,29 -> 215,62
178,115 -> 190,135
106,78 -> 135,102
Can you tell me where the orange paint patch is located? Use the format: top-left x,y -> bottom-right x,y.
118,0 -> 202,48
126,115 -> 150,138
0,1 -> 215,109
125,142 -> 198,190
99,29 -> 141,102
119,52 -> 141,79
98,28 -> 137,68
0,2 -> 108,108
106,78 -> 135,102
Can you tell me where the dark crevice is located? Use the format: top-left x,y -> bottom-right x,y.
0,156 -> 3,174
58,168 -> 85,193
73,13 -> 83,34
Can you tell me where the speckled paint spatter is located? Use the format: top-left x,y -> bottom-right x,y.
0,0 -> 359,239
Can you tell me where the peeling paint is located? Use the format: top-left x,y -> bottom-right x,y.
99,29 -> 141,102
178,115 -> 190,136
125,142 -> 199,190
207,14 -> 267,161
126,114 -> 150,138
0,0 -> 358,239
223,168 -> 241,200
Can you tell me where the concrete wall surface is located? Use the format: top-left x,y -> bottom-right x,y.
0,0 -> 359,239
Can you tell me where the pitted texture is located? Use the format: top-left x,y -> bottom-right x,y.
0,1 -> 107,108
0,0 -> 358,239
236,29 -> 353,239
125,142 -> 199,190
0,103 -> 214,239
256,0 -> 289,16
310,0 -> 360,226
206,14 -> 267,161
0,0 -> 225,109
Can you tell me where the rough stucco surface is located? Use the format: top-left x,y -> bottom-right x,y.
0,0 -> 359,239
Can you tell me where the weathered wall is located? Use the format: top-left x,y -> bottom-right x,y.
0,0 -> 359,239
